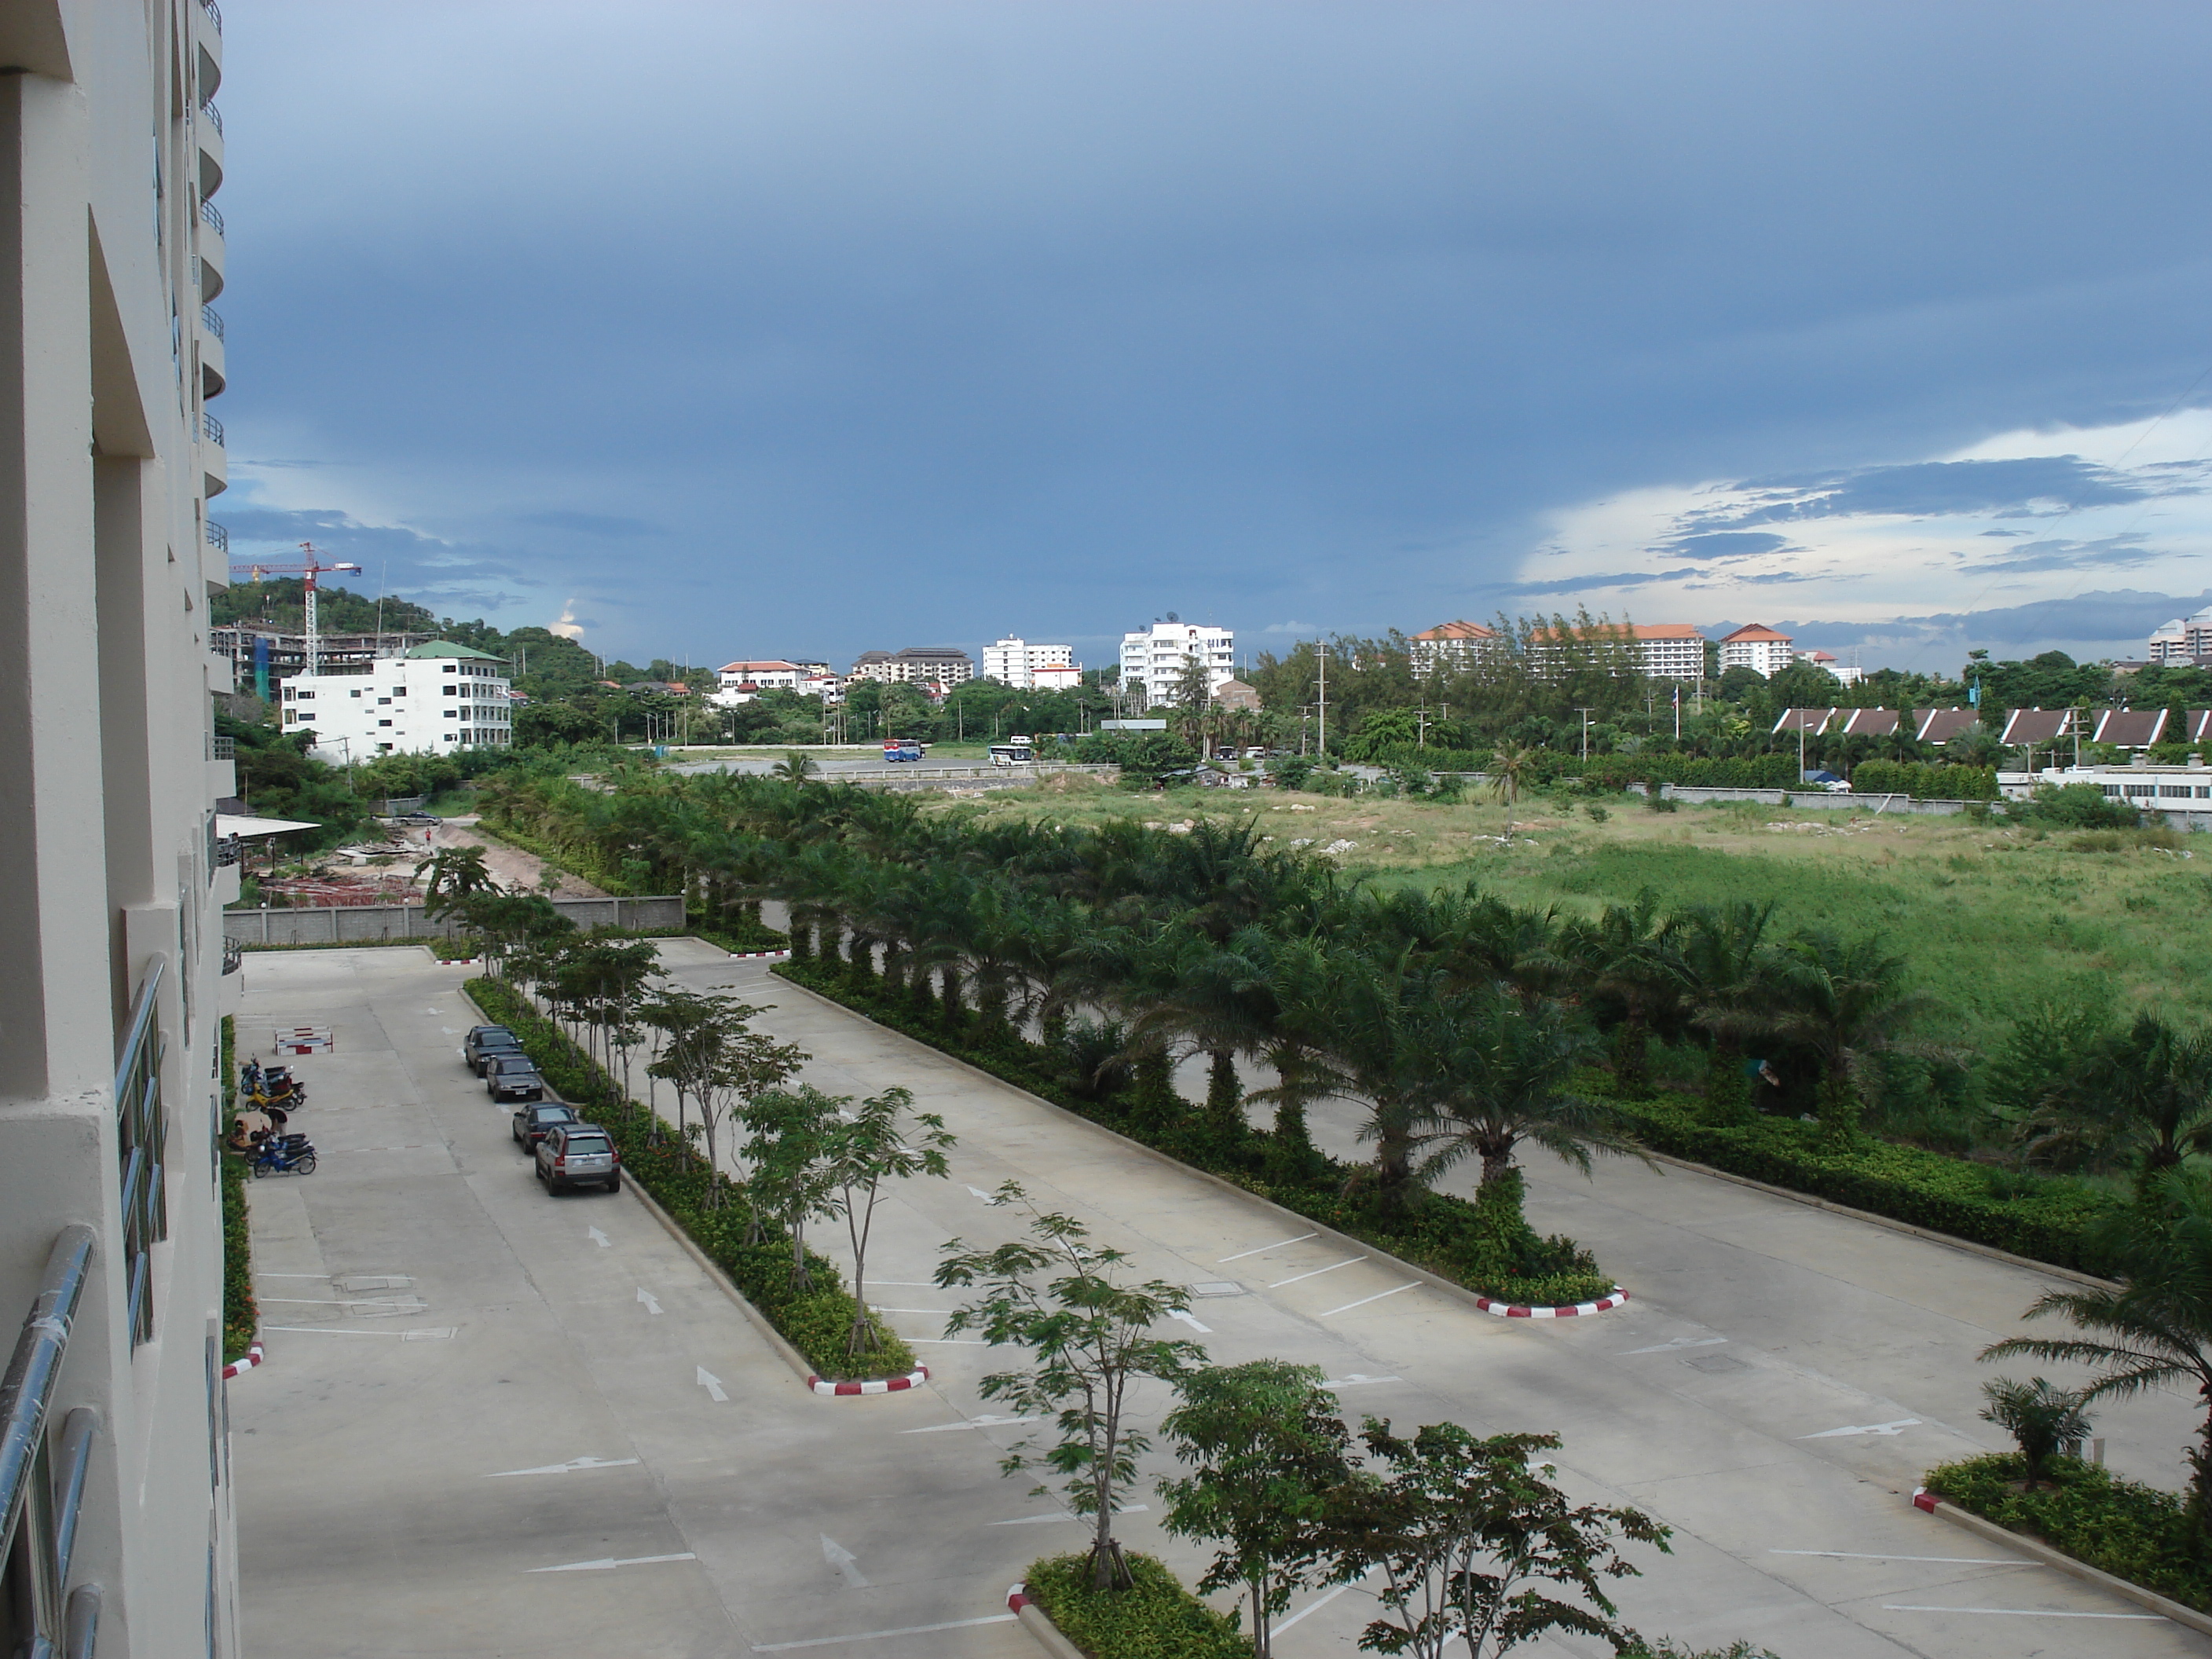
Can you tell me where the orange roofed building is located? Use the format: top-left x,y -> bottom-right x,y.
1719,624 -> 1793,678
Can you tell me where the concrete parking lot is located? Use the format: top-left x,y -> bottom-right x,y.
232,943 -> 2207,1657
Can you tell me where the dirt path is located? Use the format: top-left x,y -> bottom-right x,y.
413,815 -> 606,898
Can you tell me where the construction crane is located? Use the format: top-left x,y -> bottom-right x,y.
229,542 -> 363,678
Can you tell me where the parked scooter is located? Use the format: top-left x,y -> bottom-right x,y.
240,1061 -> 307,1111
247,1137 -> 317,1177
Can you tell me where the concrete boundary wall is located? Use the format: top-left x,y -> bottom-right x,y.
1643,784 -> 1975,816
225,894 -> 686,944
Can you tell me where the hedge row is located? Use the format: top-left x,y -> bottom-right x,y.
463,976 -> 918,1382
1851,760 -> 1999,800
1927,1454 -> 2212,1613
1357,745 -> 2000,800
221,1152 -> 256,1365
775,958 -> 1617,1307
1611,1097 -> 2123,1276
1023,1553 -> 1247,1659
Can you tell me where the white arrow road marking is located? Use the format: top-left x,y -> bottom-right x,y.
1797,1419 -> 1921,1439
1321,1374 -> 1402,1388
1218,1232 -> 1317,1263
588,1227 -> 611,1249
528,1551 -> 697,1574
820,1535 -> 869,1589
696,1367 -> 728,1402
1623,1336 -> 1729,1355
636,1287 -> 663,1316
900,1414 -> 1042,1434
489,1456 -> 640,1478
1167,1308 -> 1211,1334
992,1503 -> 1150,1526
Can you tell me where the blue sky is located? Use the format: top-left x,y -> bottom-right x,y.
215,2 -> 2212,672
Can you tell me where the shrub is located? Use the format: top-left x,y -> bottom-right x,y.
1979,1377 -> 2092,1487
2026,782 -> 2140,829
1023,1551 -> 1248,1659
1927,1453 -> 2212,1613
1851,760 -> 1999,801
221,1152 -> 256,1364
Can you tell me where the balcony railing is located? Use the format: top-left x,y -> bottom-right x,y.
112,958 -> 168,1350
201,303 -> 224,341
206,519 -> 228,552
0,1225 -> 103,1659
200,198 -> 224,236
200,0 -> 222,33
202,411 -> 224,447
200,101 -> 222,137
212,733 -> 235,760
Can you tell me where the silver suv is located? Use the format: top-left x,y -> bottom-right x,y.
535,1123 -> 620,1194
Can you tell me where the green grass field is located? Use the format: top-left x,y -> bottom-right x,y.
937,776 -> 2212,1060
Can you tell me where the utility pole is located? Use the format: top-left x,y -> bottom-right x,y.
1317,640 -> 1328,762
1416,706 -> 1429,749
1577,707 -> 1595,760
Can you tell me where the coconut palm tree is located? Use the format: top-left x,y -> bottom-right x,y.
1670,900 -> 1779,1124
1487,739 -> 1538,837
1983,1167 -> 2212,1526
1765,929 -> 1932,1137
2016,1013 -> 2212,1196
1563,892 -> 1682,1097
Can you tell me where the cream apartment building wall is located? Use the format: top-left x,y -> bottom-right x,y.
0,2 -> 240,1654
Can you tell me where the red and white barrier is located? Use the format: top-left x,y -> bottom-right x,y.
271,1026 -> 333,1054
808,1364 -> 928,1397
222,1342 -> 265,1379
1471,1288 -> 1629,1319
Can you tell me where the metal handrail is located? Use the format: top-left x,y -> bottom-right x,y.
52,1408 -> 98,1585
213,734 -> 235,760
203,411 -> 224,446
0,1226 -> 97,1582
200,198 -> 224,236
66,1585 -> 100,1659
201,304 -> 224,341
206,518 -> 228,551
113,958 -> 167,1348
200,102 -> 222,137
199,0 -> 223,34
112,957 -> 163,1103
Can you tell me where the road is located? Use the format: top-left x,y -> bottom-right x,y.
231,942 -> 2208,1657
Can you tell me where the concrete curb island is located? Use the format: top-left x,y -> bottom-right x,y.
1473,1289 -> 1628,1318
1911,1487 -> 2212,1637
221,1342 -> 265,1380
1006,1584 -> 1086,1659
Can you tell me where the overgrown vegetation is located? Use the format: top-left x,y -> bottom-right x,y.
218,1016 -> 256,1364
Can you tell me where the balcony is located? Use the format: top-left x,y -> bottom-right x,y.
112,958 -> 169,1349
196,102 -> 223,200
197,199 -> 224,301
0,1225 -> 103,1659
201,409 -> 226,497
205,518 -> 228,553
199,314 -> 225,400
196,0 -> 223,99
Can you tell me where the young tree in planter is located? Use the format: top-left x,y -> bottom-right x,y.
937,1185 -> 1207,1591
651,996 -> 805,1207
639,986 -> 720,1146
1158,1361 -> 1350,1657
817,1086 -> 954,1358
1318,1420 -> 1670,1659
741,1084 -> 848,1286
1978,1376 -> 2093,1489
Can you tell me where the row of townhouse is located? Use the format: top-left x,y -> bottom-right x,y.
1772,705 -> 2212,753
1410,619 -> 1853,683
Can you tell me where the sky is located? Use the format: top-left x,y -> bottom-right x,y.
214,2 -> 2212,673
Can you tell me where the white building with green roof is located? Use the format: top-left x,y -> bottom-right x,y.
280,640 -> 515,758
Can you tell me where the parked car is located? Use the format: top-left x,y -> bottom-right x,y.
485,1053 -> 547,1103
535,1123 -> 621,1194
512,1102 -> 579,1148
463,1025 -> 523,1075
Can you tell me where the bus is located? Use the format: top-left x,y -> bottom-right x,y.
882,738 -> 925,762
988,735 -> 1035,767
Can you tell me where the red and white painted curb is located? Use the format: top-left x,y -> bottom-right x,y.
808,1364 -> 928,1397
1471,1287 -> 1628,1319
1911,1486 -> 1941,1514
222,1343 -> 265,1379
1008,1584 -> 1033,1613
727,949 -> 791,961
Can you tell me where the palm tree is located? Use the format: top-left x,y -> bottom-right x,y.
2016,1013 -> 2212,1196
1983,1168 -> 2212,1526
1487,739 -> 1537,837
772,751 -> 821,786
1671,900 -> 1779,1125
1766,929 -> 1932,1138
1565,892 -> 1682,1097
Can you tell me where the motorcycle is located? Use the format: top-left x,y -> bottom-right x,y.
241,1064 -> 307,1111
247,1137 -> 317,1177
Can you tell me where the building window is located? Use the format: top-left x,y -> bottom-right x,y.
444,684 -> 458,696
379,719 -> 393,727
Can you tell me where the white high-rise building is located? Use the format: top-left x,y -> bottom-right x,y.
2148,608 -> 2212,664
283,642 -> 515,757
1120,620 -> 1236,708
0,2 -> 247,1650
1719,624 -> 1794,678
983,637 -> 1077,688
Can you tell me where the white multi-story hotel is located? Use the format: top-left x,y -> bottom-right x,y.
845,646 -> 976,690
283,643 -> 515,758
2148,608 -> 2212,665
982,637 -> 1079,688
0,2 -> 247,1651
717,659 -> 804,693
1719,623 -> 1795,677
1409,620 -> 1501,676
1119,620 -> 1235,708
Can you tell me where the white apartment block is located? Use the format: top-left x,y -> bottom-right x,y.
983,636 -> 1077,687
1408,620 -> 1500,676
1629,624 -> 1708,681
846,646 -> 976,690
1794,648 -> 1866,687
717,659 -> 804,692
1719,623 -> 1794,677
2148,607 -> 2212,664
1120,621 -> 1235,707
284,643 -> 515,756
0,2 -> 247,1651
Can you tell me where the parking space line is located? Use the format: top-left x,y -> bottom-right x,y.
1269,1258 -> 1364,1289
1772,1550 -> 2034,1566
528,1551 -> 697,1573
749,1613 -> 1018,1651
1882,1605 -> 2162,1620
1218,1232 -> 1317,1263
1275,1567 -> 1375,1632
1319,1284 -> 1415,1317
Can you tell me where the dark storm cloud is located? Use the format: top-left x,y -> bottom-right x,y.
215,2 -> 2212,658
1772,588 -> 2212,655
1700,456 -> 2156,531
1655,531 -> 1794,562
